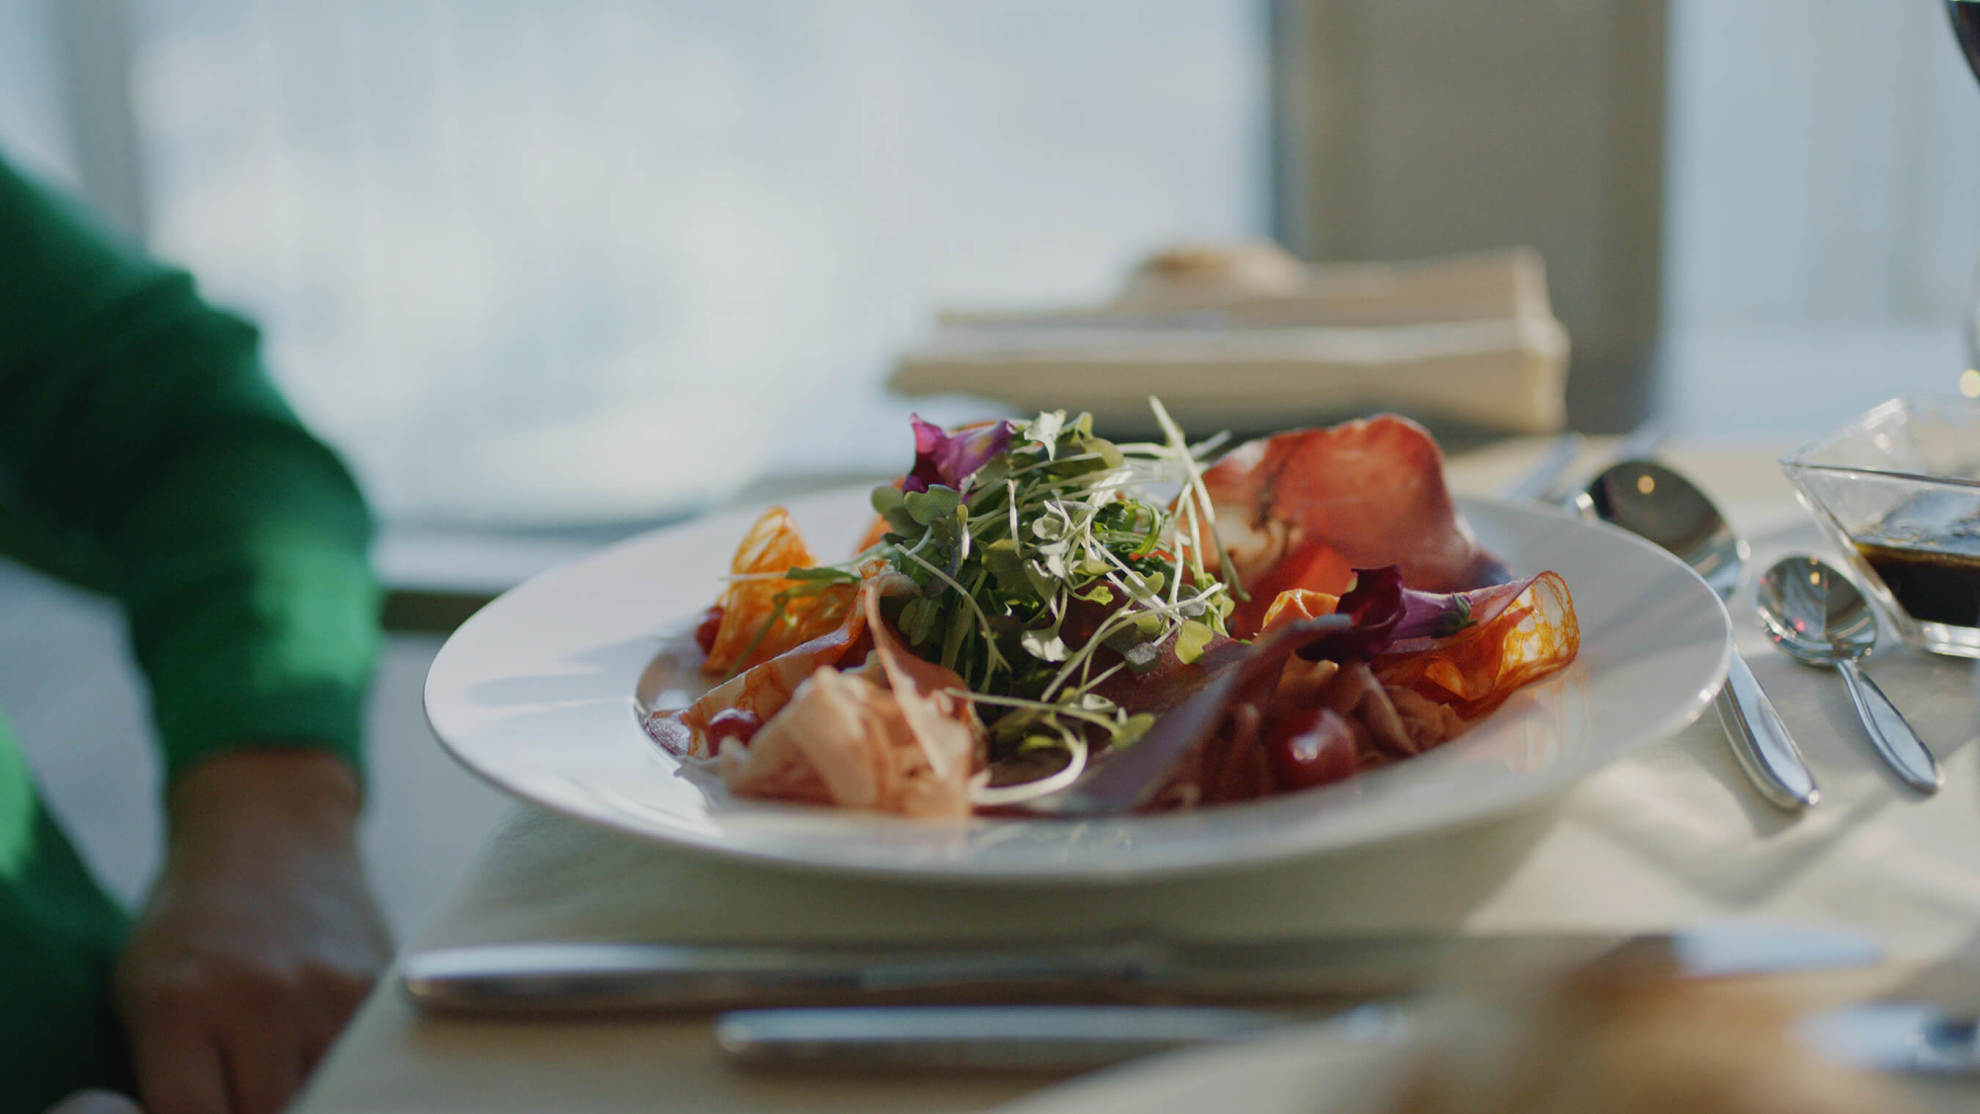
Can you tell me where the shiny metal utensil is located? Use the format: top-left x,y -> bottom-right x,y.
1759,556 -> 1942,793
1499,424 -> 1666,504
1577,460 -> 1820,810
717,1000 -> 1980,1078
1500,432 -> 1584,502
400,924 -> 1878,1015
717,1005 -> 1290,1073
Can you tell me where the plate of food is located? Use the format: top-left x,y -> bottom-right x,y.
424,402 -> 1730,881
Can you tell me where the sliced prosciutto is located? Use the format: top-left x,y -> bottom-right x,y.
717,577 -> 984,818
645,596 -> 871,759
1202,415 -> 1509,637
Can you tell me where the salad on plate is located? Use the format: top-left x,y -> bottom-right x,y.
644,401 -> 1578,820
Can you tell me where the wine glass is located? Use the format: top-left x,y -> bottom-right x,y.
1953,1 -> 1980,383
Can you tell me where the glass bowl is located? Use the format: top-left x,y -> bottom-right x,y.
1780,396 -> 1980,657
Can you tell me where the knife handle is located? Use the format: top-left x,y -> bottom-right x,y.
400,941 -> 1152,1014
716,1006 -> 1287,1073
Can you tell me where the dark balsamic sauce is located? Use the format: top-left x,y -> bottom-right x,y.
1852,490 -> 1980,626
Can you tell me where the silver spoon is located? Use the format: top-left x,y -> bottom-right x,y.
1576,460 -> 1820,809
1758,555 -> 1942,793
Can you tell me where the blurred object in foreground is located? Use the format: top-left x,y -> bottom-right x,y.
1385,976 -> 1914,1114
891,244 -> 1568,439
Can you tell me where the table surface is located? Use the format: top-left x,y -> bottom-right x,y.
296,439 -> 1980,1114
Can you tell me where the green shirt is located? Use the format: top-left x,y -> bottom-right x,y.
0,156 -> 380,1110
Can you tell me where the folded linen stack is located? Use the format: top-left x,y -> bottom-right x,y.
890,243 -> 1569,438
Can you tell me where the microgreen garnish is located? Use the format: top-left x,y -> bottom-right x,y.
794,400 -> 1239,766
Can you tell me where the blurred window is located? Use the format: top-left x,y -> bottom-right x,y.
124,0 -> 1269,523
1660,0 -> 1980,435
10,1 -> 1976,505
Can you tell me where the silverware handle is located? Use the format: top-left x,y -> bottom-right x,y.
1837,659 -> 1941,793
716,1006 -> 1285,1073
1610,423 -> 1666,465
1715,654 -> 1820,809
1500,432 -> 1583,502
400,942 -> 1150,1014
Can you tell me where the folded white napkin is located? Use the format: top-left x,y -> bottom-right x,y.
892,246 -> 1569,436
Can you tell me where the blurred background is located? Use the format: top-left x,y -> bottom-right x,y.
2,0 -> 1975,528
1,0 -> 1977,934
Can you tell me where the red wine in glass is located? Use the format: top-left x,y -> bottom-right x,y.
1955,1 -> 1980,84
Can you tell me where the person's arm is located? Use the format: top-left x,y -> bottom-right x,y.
0,158 -> 390,1114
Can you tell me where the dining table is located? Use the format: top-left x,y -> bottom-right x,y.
294,435 -> 1980,1114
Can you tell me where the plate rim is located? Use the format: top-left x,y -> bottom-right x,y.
423,489 -> 1733,884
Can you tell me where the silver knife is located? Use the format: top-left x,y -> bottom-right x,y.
400,924 -> 1877,1016
716,999 -> 1979,1077
716,1005 -> 1292,1072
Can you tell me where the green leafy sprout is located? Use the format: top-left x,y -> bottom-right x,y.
792,398 -> 1247,770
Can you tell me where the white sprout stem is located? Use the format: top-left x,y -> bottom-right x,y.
1150,395 -> 1247,601
968,736 -> 1088,806
895,546 -> 1011,674
1037,600 -> 1170,702
957,689 -> 1119,723
1007,478 -> 1022,555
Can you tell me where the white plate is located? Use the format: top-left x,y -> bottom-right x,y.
424,488 -> 1730,883
989,1024 -> 1405,1114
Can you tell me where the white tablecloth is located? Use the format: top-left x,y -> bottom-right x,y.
298,442 -> 1980,1113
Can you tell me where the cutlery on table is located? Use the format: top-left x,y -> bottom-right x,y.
1499,432 -> 1585,502
716,1004 -> 1287,1072
1576,460 -> 1821,811
1497,424 -> 1665,504
1758,555 -> 1941,793
399,924 -> 1878,1015
714,1000 -> 1980,1078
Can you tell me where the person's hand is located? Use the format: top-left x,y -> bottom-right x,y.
114,749 -> 393,1114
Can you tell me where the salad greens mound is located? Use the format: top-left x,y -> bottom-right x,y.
796,401 -> 1247,771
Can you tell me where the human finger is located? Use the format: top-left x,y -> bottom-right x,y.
129,1007 -> 228,1114
214,983 -> 306,1114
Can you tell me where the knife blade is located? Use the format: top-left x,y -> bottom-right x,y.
716,999 -> 1980,1078
399,923 -> 1878,1016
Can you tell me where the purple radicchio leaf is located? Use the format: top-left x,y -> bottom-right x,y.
1385,574 -> 1545,656
904,415 -> 1017,495
1293,566 -> 1405,662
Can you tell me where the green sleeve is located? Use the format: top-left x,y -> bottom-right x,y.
0,157 -> 379,784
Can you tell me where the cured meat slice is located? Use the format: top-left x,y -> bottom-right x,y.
646,597 -> 871,759
717,579 -> 983,818
1203,415 -> 1508,636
